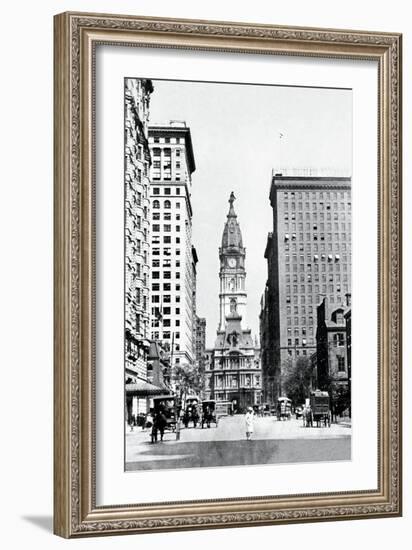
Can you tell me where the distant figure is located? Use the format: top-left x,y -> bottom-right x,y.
157,410 -> 168,442
145,412 -> 154,431
150,415 -> 158,443
245,407 -> 254,441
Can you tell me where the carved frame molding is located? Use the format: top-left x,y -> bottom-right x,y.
54,12 -> 402,537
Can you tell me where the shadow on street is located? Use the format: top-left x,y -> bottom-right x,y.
125,436 -> 350,471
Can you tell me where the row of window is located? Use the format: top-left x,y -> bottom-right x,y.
286,319 -> 315,329
152,271 -> 181,280
152,236 -> 182,244
283,201 -> 350,211
152,200 -> 181,209
151,294 -> 178,304
288,326 -> 311,337
214,376 -> 260,388
152,137 -> 184,145
285,292 -> 348,305
285,263 -> 349,273
284,242 -> 349,252
151,147 -> 181,157
286,283 -> 349,295
152,330 -> 181,341
284,232 -> 351,242
152,306 -> 181,315
152,259 -> 180,268
152,247 -> 180,256
285,292 -> 347,307
286,222 -> 349,231
152,283 -> 181,292
284,210 -> 350,222
285,253 -> 348,263
287,337 -> 309,346
286,348 -> 310,357
282,191 -> 348,200
153,186 -> 181,196
152,173 -> 182,182
152,161 -> 181,170
285,273 -> 349,283
152,212 -> 181,221
152,224 -> 181,232
152,318 -> 180,328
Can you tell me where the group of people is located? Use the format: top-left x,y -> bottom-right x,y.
143,405 -> 256,442
145,410 -> 168,443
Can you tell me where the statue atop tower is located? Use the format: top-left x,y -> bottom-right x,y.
218,192 -> 247,331
221,191 -> 244,252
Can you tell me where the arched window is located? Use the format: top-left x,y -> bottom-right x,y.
164,200 -> 171,209
153,200 -> 160,209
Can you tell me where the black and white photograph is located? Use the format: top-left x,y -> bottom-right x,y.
124,77 -> 352,471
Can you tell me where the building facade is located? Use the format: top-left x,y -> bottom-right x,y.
125,78 -> 174,423
124,78 -> 153,391
195,316 -> 206,363
260,173 -> 352,403
207,193 -> 262,411
148,122 -> 197,382
344,296 -> 352,417
195,316 -> 207,395
316,296 -> 351,400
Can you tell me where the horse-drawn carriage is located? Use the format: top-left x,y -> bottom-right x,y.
152,395 -> 180,432
303,390 -> 331,427
201,400 -> 217,428
276,396 -> 292,420
201,399 -> 232,428
182,396 -> 200,428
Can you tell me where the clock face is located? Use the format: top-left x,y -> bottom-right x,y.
227,258 -> 236,268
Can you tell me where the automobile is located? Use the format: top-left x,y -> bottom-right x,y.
295,406 -> 304,419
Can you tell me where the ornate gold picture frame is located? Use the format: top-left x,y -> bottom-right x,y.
53,11 -> 402,537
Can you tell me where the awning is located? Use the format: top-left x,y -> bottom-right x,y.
126,380 -> 168,397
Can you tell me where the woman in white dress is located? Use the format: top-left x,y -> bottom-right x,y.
245,407 -> 254,441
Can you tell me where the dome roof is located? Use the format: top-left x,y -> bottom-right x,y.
221,192 -> 243,250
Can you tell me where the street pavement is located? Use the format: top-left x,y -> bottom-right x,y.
125,414 -> 351,471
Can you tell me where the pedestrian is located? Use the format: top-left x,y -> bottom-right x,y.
150,415 -> 158,444
245,406 -> 254,441
144,411 -> 154,431
157,410 -> 168,442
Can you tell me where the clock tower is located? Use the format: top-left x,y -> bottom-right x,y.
218,192 -> 247,330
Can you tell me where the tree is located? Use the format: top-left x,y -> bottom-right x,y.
282,356 -> 313,406
173,363 -> 204,399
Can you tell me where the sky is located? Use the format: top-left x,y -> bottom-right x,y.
148,79 -> 352,348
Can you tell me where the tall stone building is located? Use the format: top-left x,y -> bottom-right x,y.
207,193 -> 262,411
148,122 -> 197,381
124,78 -> 155,420
260,172 -> 352,403
124,78 -> 153,380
